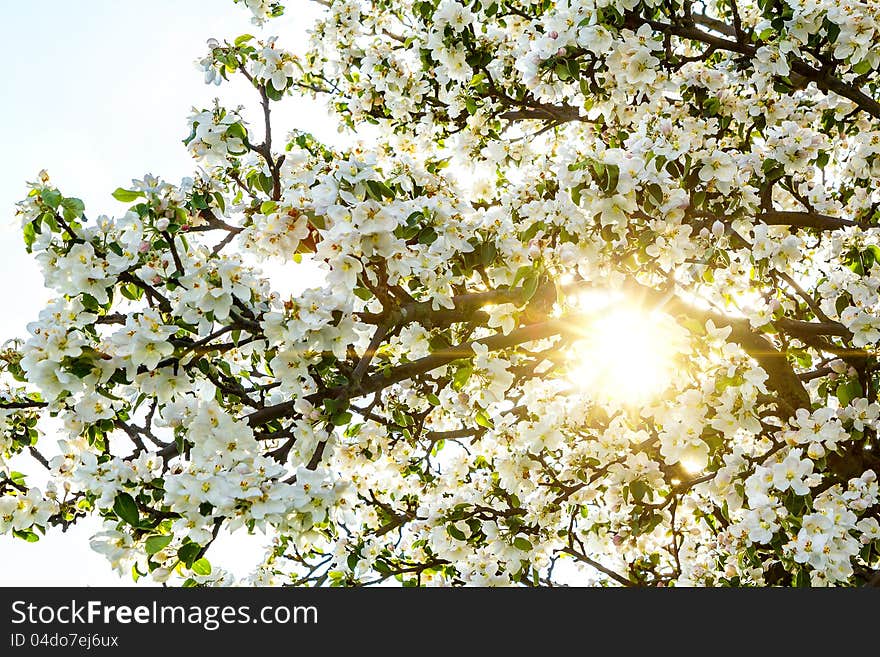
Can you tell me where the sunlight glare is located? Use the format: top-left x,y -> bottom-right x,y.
571,303 -> 684,405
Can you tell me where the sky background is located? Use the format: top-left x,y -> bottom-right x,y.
0,0 -> 335,585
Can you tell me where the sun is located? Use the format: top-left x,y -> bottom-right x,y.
570,299 -> 685,406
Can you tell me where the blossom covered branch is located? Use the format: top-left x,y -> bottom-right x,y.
2,0 -> 880,587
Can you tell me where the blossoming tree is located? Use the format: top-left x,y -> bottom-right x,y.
3,0 -> 880,586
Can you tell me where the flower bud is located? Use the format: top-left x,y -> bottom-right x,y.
829,359 -> 847,374
807,442 -> 826,459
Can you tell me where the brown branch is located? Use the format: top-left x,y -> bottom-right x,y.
645,19 -> 880,120
760,211 -> 857,230
559,547 -> 638,587
0,400 -> 47,409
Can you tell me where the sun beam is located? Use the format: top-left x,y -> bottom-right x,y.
570,301 -> 684,406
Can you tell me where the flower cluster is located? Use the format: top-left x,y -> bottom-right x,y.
3,0 -> 880,588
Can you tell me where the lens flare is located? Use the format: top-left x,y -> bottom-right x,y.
571,303 -> 684,405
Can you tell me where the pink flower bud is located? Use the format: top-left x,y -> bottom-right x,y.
548,31 -> 558,40
138,241 -> 151,253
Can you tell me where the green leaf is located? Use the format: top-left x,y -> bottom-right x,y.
520,222 -> 546,243
836,380 -> 863,406
265,84 -> 285,101
60,197 -> 85,221
22,222 -> 36,252
555,60 -> 571,81
13,529 -> 40,542
603,164 -> 619,194
446,525 -> 467,541
41,189 -> 62,209
212,192 -> 226,214
192,558 -> 212,576
475,409 -> 494,429
226,122 -> 248,142
40,211 -> 58,233
120,282 -> 143,301
629,479 -> 649,503
234,34 -> 255,46
257,173 -> 274,194
182,122 -> 198,146
452,365 -> 472,391
222,55 -> 239,74
851,58 -> 872,75
480,241 -> 497,266
761,158 -> 785,182
177,542 -> 202,567
522,272 -> 539,301
513,537 -> 533,551
418,227 -> 437,245
365,179 -> 395,200
145,534 -> 173,555
826,21 -> 841,43
191,193 -> 208,210
113,492 -> 140,526
646,183 -> 663,206
353,286 -> 373,301
112,188 -> 144,203
331,411 -> 353,426
510,265 -> 532,288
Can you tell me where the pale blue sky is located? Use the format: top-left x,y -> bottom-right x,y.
0,0 -> 333,585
